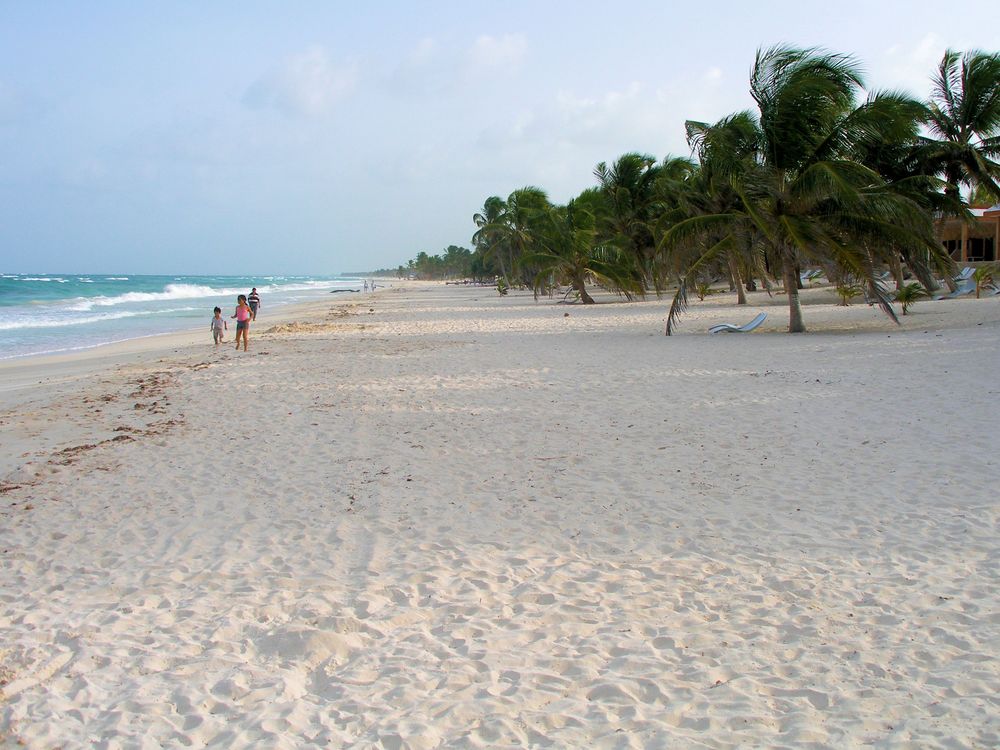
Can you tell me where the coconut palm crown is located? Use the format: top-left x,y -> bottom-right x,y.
923,49 -> 1000,202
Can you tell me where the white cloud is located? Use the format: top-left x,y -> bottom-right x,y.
879,33 -> 944,96
411,37 -> 438,65
244,47 -> 357,116
473,82 -> 674,200
386,37 -> 450,95
704,66 -> 723,84
480,81 -> 683,154
469,69 -> 757,202
386,34 -> 528,97
468,34 -> 527,70
389,33 -> 529,95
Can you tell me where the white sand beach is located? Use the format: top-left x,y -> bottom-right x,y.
1,283 -> 999,748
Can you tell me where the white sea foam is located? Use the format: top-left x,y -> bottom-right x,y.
0,307 -> 199,331
104,277 -> 130,281
68,284 -> 241,310
68,281 -> 340,310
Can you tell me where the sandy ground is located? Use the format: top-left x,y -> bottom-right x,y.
1,282 -> 998,748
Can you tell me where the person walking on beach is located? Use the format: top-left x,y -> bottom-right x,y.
247,288 -> 261,321
232,294 -> 251,351
363,280 -> 369,292
210,306 -> 227,345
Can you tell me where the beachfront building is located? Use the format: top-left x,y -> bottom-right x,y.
939,205 -> 1000,263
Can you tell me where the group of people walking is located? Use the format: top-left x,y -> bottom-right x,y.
211,287 -> 260,351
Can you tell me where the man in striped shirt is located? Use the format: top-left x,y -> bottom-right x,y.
248,288 -> 261,321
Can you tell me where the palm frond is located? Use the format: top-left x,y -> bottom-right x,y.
665,235 -> 735,335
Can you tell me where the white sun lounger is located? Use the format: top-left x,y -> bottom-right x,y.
799,269 -> 822,284
934,281 -> 975,300
709,312 -> 767,334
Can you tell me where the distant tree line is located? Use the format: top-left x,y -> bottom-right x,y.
394,245 -> 498,282
396,46 -> 1000,332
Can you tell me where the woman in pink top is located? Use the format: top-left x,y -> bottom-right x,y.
232,294 -> 252,351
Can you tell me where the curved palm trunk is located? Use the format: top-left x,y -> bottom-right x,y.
924,219 -> 952,292
575,273 -> 596,304
889,254 -> 904,290
496,252 -> 510,287
931,219 -> 958,292
728,254 -> 747,305
782,253 -> 806,332
913,265 -> 940,294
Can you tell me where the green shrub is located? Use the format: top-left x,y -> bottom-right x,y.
894,282 -> 928,314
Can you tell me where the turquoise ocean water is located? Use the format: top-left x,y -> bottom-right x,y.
0,274 -> 364,360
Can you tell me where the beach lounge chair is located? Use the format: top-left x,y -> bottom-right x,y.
709,312 -> 767,334
934,281 -> 975,300
933,267 -> 975,289
799,269 -> 823,285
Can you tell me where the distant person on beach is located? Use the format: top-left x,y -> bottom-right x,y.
370,281 -> 376,292
248,288 -> 261,321
210,306 -> 227,345
363,280 -> 369,292
232,294 -> 251,351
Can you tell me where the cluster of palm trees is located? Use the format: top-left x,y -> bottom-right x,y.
409,46 -> 1000,333
398,246 -> 485,281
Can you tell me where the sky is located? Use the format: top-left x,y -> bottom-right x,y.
1,1 -> 998,275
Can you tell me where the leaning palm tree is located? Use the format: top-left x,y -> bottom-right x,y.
504,186 -> 551,287
647,155 -> 699,289
472,196 -> 510,284
922,49 -> 1000,203
667,112 -> 770,305
593,153 -> 665,290
661,46 -> 951,334
472,188 -> 550,288
521,190 -> 643,304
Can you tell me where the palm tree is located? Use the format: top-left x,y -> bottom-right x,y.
972,264 -> 997,297
667,112 -> 769,306
894,282 -> 929,314
473,196 -> 510,284
505,187 -> 550,286
661,46 -> 950,334
472,188 -> 550,288
923,49 -> 1000,204
593,153 -> 665,290
521,190 -> 643,304
848,109 -> 959,293
969,182 -> 999,206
